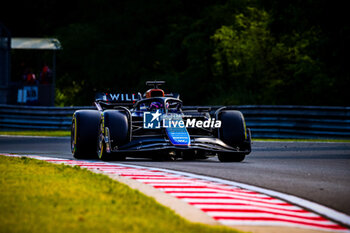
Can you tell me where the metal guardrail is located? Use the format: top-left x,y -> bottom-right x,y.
0,105 -> 93,130
1,104 -> 349,139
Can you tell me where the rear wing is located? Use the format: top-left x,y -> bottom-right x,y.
95,92 -> 142,108
145,80 -> 180,99
146,81 -> 165,88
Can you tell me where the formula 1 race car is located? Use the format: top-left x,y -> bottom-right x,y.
71,81 -> 251,162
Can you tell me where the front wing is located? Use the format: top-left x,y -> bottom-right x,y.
109,129 -> 252,155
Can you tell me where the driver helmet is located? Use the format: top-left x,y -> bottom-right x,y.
150,101 -> 163,110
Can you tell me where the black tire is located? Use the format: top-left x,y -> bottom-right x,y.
219,110 -> 246,146
97,110 -> 129,161
218,110 -> 248,162
71,110 -> 100,159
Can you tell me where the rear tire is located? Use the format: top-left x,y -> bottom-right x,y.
218,110 -> 249,162
71,110 -> 100,159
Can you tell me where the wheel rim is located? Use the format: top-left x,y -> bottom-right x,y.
98,123 -> 104,158
71,120 -> 76,153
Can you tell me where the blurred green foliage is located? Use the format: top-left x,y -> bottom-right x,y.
2,0 -> 349,106
211,7 -> 327,105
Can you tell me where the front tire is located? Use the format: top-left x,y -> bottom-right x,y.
217,110 -> 250,162
97,110 -> 130,161
97,121 -> 109,160
71,110 -> 100,159
97,120 -> 126,161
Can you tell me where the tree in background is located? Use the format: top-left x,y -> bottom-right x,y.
211,7 -> 326,105
1,0 -> 349,106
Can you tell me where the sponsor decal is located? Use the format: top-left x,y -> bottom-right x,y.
108,93 -> 139,102
166,127 -> 191,146
17,86 -> 39,104
163,114 -> 190,146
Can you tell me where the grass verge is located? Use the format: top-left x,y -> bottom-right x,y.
0,155 -> 242,233
0,130 -> 70,137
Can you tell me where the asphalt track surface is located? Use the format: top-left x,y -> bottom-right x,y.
1,136 -> 349,216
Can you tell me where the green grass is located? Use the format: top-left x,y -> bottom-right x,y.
0,130 -> 70,137
0,155 -> 243,233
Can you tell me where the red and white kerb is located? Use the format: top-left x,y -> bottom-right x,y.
3,154 -> 349,232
